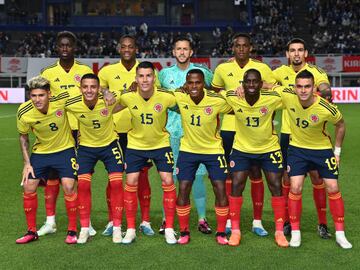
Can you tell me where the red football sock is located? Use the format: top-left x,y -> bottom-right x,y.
64,192 -> 78,232
45,179 -> 60,217
328,192 -> 345,231
77,174 -> 92,228
162,183 -> 176,229
109,172 -> 124,227
313,182 -> 327,225
282,181 -> 291,222
23,192 -> 38,232
288,192 -> 302,230
225,177 -> 232,197
215,206 -> 229,233
251,178 -> 264,220
229,195 -> 243,231
176,204 -> 191,232
138,167 -> 151,222
106,181 -> 112,222
124,184 -> 138,229
271,196 -> 286,231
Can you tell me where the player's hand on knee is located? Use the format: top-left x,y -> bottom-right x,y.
21,163 -> 34,186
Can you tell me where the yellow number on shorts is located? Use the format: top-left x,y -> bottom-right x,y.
112,147 -> 123,164
270,151 -> 283,164
217,155 -> 227,168
325,157 -> 337,170
70,158 -> 78,175
165,152 -> 174,164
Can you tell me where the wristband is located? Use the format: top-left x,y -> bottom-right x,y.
334,147 -> 341,156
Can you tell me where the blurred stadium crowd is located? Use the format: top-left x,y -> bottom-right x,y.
0,0 -> 359,58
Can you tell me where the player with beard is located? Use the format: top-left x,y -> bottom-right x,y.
158,36 -> 214,234
273,38 -> 332,238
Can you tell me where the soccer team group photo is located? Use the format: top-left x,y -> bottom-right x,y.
0,1 -> 358,268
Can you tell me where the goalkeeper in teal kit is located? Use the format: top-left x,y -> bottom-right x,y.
158,36 -> 214,234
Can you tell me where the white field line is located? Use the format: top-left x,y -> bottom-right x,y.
0,114 -> 16,119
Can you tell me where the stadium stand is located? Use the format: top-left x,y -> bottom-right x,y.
0,0 -> 358,57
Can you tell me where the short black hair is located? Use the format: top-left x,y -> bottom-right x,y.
186,69 -> 204,80
173,36 -> 193,49
119,34 -> 137,47
295,70 -> 314,82
286,38 -> 307,51
136,61 -> 155,71
244,68 -> 261,81
232,33 -> 251,45
56,31 -> 77,45
81,73 -> 100,85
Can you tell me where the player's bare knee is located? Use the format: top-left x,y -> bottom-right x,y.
324,179 -> 339,193
290,185 -> 303,194
62,184 -> 74,195
268,181 -> 282,196
23,182 -> 37,193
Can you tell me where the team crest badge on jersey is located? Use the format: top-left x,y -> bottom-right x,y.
204,106 -> 213,115
55,109 -> 64,117
74,74 -> 81,82
229,160 -> 235,168
154,103 -> 163,112
100,108 -> 109,117
310,114 -> 319,123
259,106 -> 269,115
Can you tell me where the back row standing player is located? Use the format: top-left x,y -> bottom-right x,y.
159,36 -> 214,234
211,33 -> 276,235
98,35 -> 159,236
37,31 -> 96,237
273,38 -> 332,238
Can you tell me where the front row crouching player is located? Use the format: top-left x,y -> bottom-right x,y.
119,61 -> 177,244
175,69 -> 231,245
16,76 -> 78,244
274,70 -> 352,249
225,69 -> 288,247
65,73 -> 125,244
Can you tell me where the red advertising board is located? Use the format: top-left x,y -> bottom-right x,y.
343,56 -> 360,72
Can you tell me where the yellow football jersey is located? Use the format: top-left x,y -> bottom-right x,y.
98,61 -> 161,133
225,90 -> 283,154
120,87 -> 176,150
41,60 -> 94,130
174,89 -> 232,154
17,92 -> 75,154
275,87 -> 342,150
65,92 -> 120,147
212,58 -> 276,131
273,63 -> 330,134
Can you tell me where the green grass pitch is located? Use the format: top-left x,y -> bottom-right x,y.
0,104 -> 359,269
